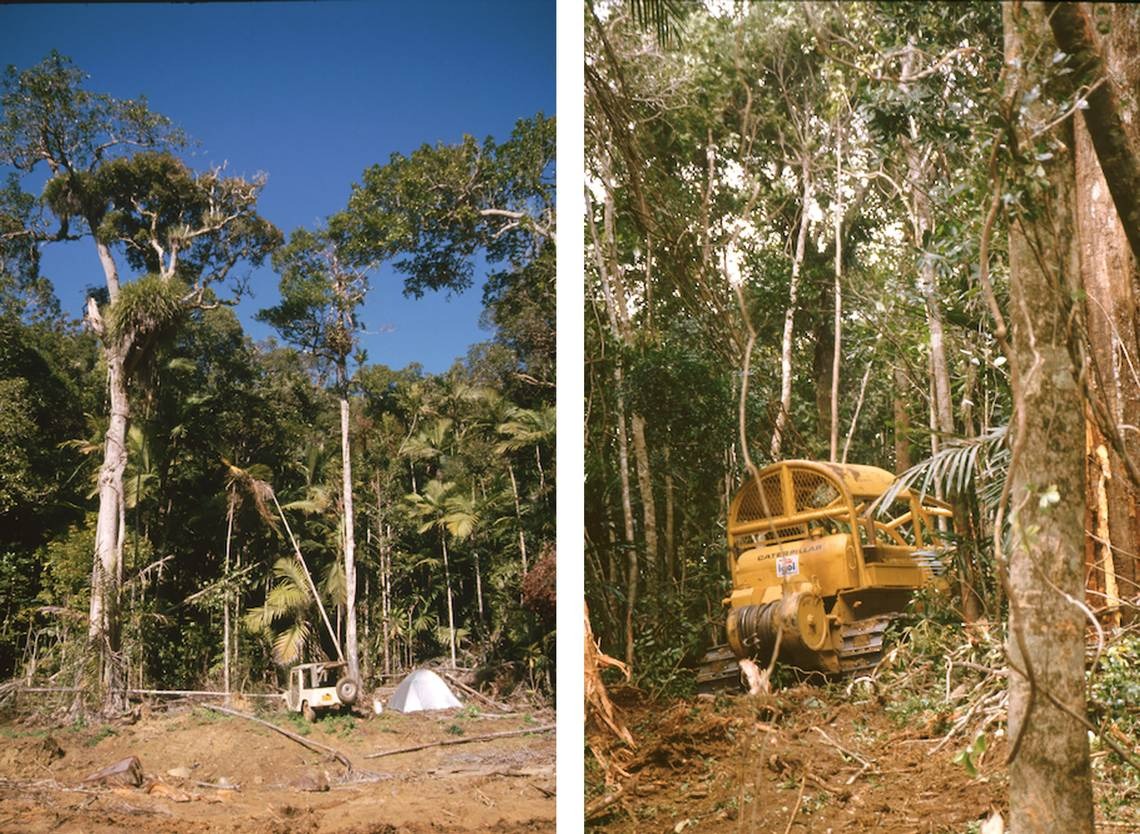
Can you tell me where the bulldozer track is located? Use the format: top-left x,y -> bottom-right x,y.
696,614 -> 896,689
836,615 -> 893,673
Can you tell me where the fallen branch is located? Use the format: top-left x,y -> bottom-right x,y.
440,672 -> 511,712
811,726 -> 874,768
200,704 -> 353,771
4,685 -> 279,698
585,780 -> 631,820
363,724 -> 554,760
193,780 -> 240,791
782,773 -> 808,834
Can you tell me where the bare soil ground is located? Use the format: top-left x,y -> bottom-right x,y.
587,682 -> 1140,834
0,697 -> 555,833
587,684 -> 1010,834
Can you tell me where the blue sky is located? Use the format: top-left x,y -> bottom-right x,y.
0,1 -> 555,373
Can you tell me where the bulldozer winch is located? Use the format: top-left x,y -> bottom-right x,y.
698,460 -> 953,689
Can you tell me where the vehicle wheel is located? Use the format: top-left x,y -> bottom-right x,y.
302,701 -> 316,722
335,676 -> 359,705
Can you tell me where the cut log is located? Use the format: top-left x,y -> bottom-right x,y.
441,672 -> 511,712
82,756 -> 143,787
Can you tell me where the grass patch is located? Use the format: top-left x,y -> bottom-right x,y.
83,725 -> 117,747
320,712 -> 356,737
280,711 -> 311,736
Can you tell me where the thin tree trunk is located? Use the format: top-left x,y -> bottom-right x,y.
830,128 -> 843,462
507,462 -> 528,572
224,489 -> 235,705
841,359 -> 873,464
893,363 -> 913,472
614,393 -> 638,670
375,481 -> 390,677
629,412 -> 658,585
663,445 -> 675,586
474,547 -> 484,621
772,159 -> 813,458
587,180 -> 639,670
1004,7 -> 1095,831
441,535 -> 457,668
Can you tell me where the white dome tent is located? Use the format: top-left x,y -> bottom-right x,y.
387,669 -> 463,713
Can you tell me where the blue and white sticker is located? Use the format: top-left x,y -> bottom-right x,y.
776,554 -> 799,578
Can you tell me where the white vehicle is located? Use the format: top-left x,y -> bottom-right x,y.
284,661 -> 359,721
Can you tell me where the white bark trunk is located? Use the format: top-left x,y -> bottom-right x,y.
507,462 -> 528,572
772,160 -> 813,458
442,535 -> 457,668
89,345 -> 129,695
340,393 -> 359,682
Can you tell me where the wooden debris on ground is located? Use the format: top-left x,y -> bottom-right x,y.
441,671 -> 512,713
363,724 -> 554,759
82,756 -> 143,787
200,703 -> 353,771
584,603 -> 634,749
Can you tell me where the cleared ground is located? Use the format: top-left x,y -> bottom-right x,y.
0,697 -> 555,833
588,684 -> 1008,834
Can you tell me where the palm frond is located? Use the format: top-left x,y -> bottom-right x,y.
273,556 -> 312,592
244,605 -> 273,632
264,582 -> 310,616
626,0 -> 688,47
876,426 -> 1009,513
272,620 -> 310,664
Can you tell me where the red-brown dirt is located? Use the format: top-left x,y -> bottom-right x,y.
587,684 -> 1008,834
0,698 -> 554,833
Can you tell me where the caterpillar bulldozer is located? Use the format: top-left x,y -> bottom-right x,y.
698,460 -> 953,689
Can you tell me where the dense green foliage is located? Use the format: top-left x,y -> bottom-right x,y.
585,1 -> 1013,686
0,55 -> 555,700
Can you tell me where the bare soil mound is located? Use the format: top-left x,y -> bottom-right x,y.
0,699 -> 554,833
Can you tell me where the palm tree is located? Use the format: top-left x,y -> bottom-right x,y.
494,403 -> 556,572
400,417 -> 454,480
245,557 -> 314,664
221,460 -> 276,701
496,404 -> 555,493
405,479 -> 478,668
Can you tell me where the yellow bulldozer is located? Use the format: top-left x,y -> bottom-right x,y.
699,460 -> 953,688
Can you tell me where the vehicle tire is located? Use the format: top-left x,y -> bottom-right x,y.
335,676 -> 359,705
302,701 -> 316,722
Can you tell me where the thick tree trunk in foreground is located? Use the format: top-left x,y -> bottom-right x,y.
1004,6 -> 1095,831
86,234 -> 129,713
89,344 -> 129,709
